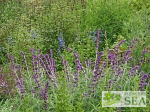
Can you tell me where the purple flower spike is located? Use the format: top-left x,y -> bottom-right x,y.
7,53 -> 15,70
83,92 -> 88,97
33,74 -> 43,91
139,72 -> 149,91
94,52 -> 103,75
103,61 -> 107,68
122,50 -> 132,63
141,74 -> 149,80
129,38 -> 138,49
129,66 -> 140,76
140,49 -> 149,63
21,51 -> 29,71
41,81 -> 50,101
114,40 -> 125,53
96,29 -> 101,52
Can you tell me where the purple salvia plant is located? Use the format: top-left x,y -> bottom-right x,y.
139,73 -> 149,91
91,51 -> 104,93
4,82 -> 10,94
45,54 -> 51,66
20,51 -> 33,90
37,55 -> 57,87
109,53 -> 120,76
96,29 -> 101,53
94,51 -> 103,75
60,56 -> 68,74
33,74 -> 43,91
43,81 -> 50,109
7,53 -> 15,70
45,54 -> 57,77
114,40 -> 125,53
30,48 -> 36,74
39,52 -> 57,87
40,54 -> 53,75
21,51 -> 29,71
38,55 -> 51,79
83,92 -> 88,97
48,49 -> 57,76
41,81 -> 50,106
129,66 -> 140,76
74,52 -> 84,71
107,49 -> 123,76
122,50 -> 132,63
139,49 -> 148,64
108,80 -> 113,89
103,61 -> 107,68
52,58 -> 57,73
72,52 -> 84,87
15,65 -> 25,98
87,59 -> 92,70
108,51 -> 113,64
33,74 -> 50,108
129,38 -> 138,49
50,49 -> 53,60
107,50 -> 118,66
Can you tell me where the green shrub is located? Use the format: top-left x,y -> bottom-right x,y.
82,0 -> 132,44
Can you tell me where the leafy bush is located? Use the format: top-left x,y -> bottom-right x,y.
82,0 -> 132,44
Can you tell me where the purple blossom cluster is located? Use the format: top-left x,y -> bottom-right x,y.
66,47 -> 85,87
114,39 -> 125,53
96,29 -> 101,52
14,65 -> 25,98
105,38 -> 149,90
129,66 -> 140,76
8,48 -> 57,104
139,49 -> 148,64
94,51 -> 103,75
33,74 -> 50,108
129,38 -> 138,49
122,50 -> 132,63
139,73 -> 149,91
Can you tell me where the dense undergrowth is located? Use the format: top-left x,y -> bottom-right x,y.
0,0 -> 150,111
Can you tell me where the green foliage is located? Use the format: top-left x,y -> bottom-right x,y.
73,93 -> 84,112
20,94 -> 37,112
62,37 -> 96,68
130,0 -> 150,10
55,72 -> 73,112
5,25 -> 44,62
122,8 -> 150,41
83,0 -> 132,44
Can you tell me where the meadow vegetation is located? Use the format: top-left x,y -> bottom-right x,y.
0,0 -> 150,111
